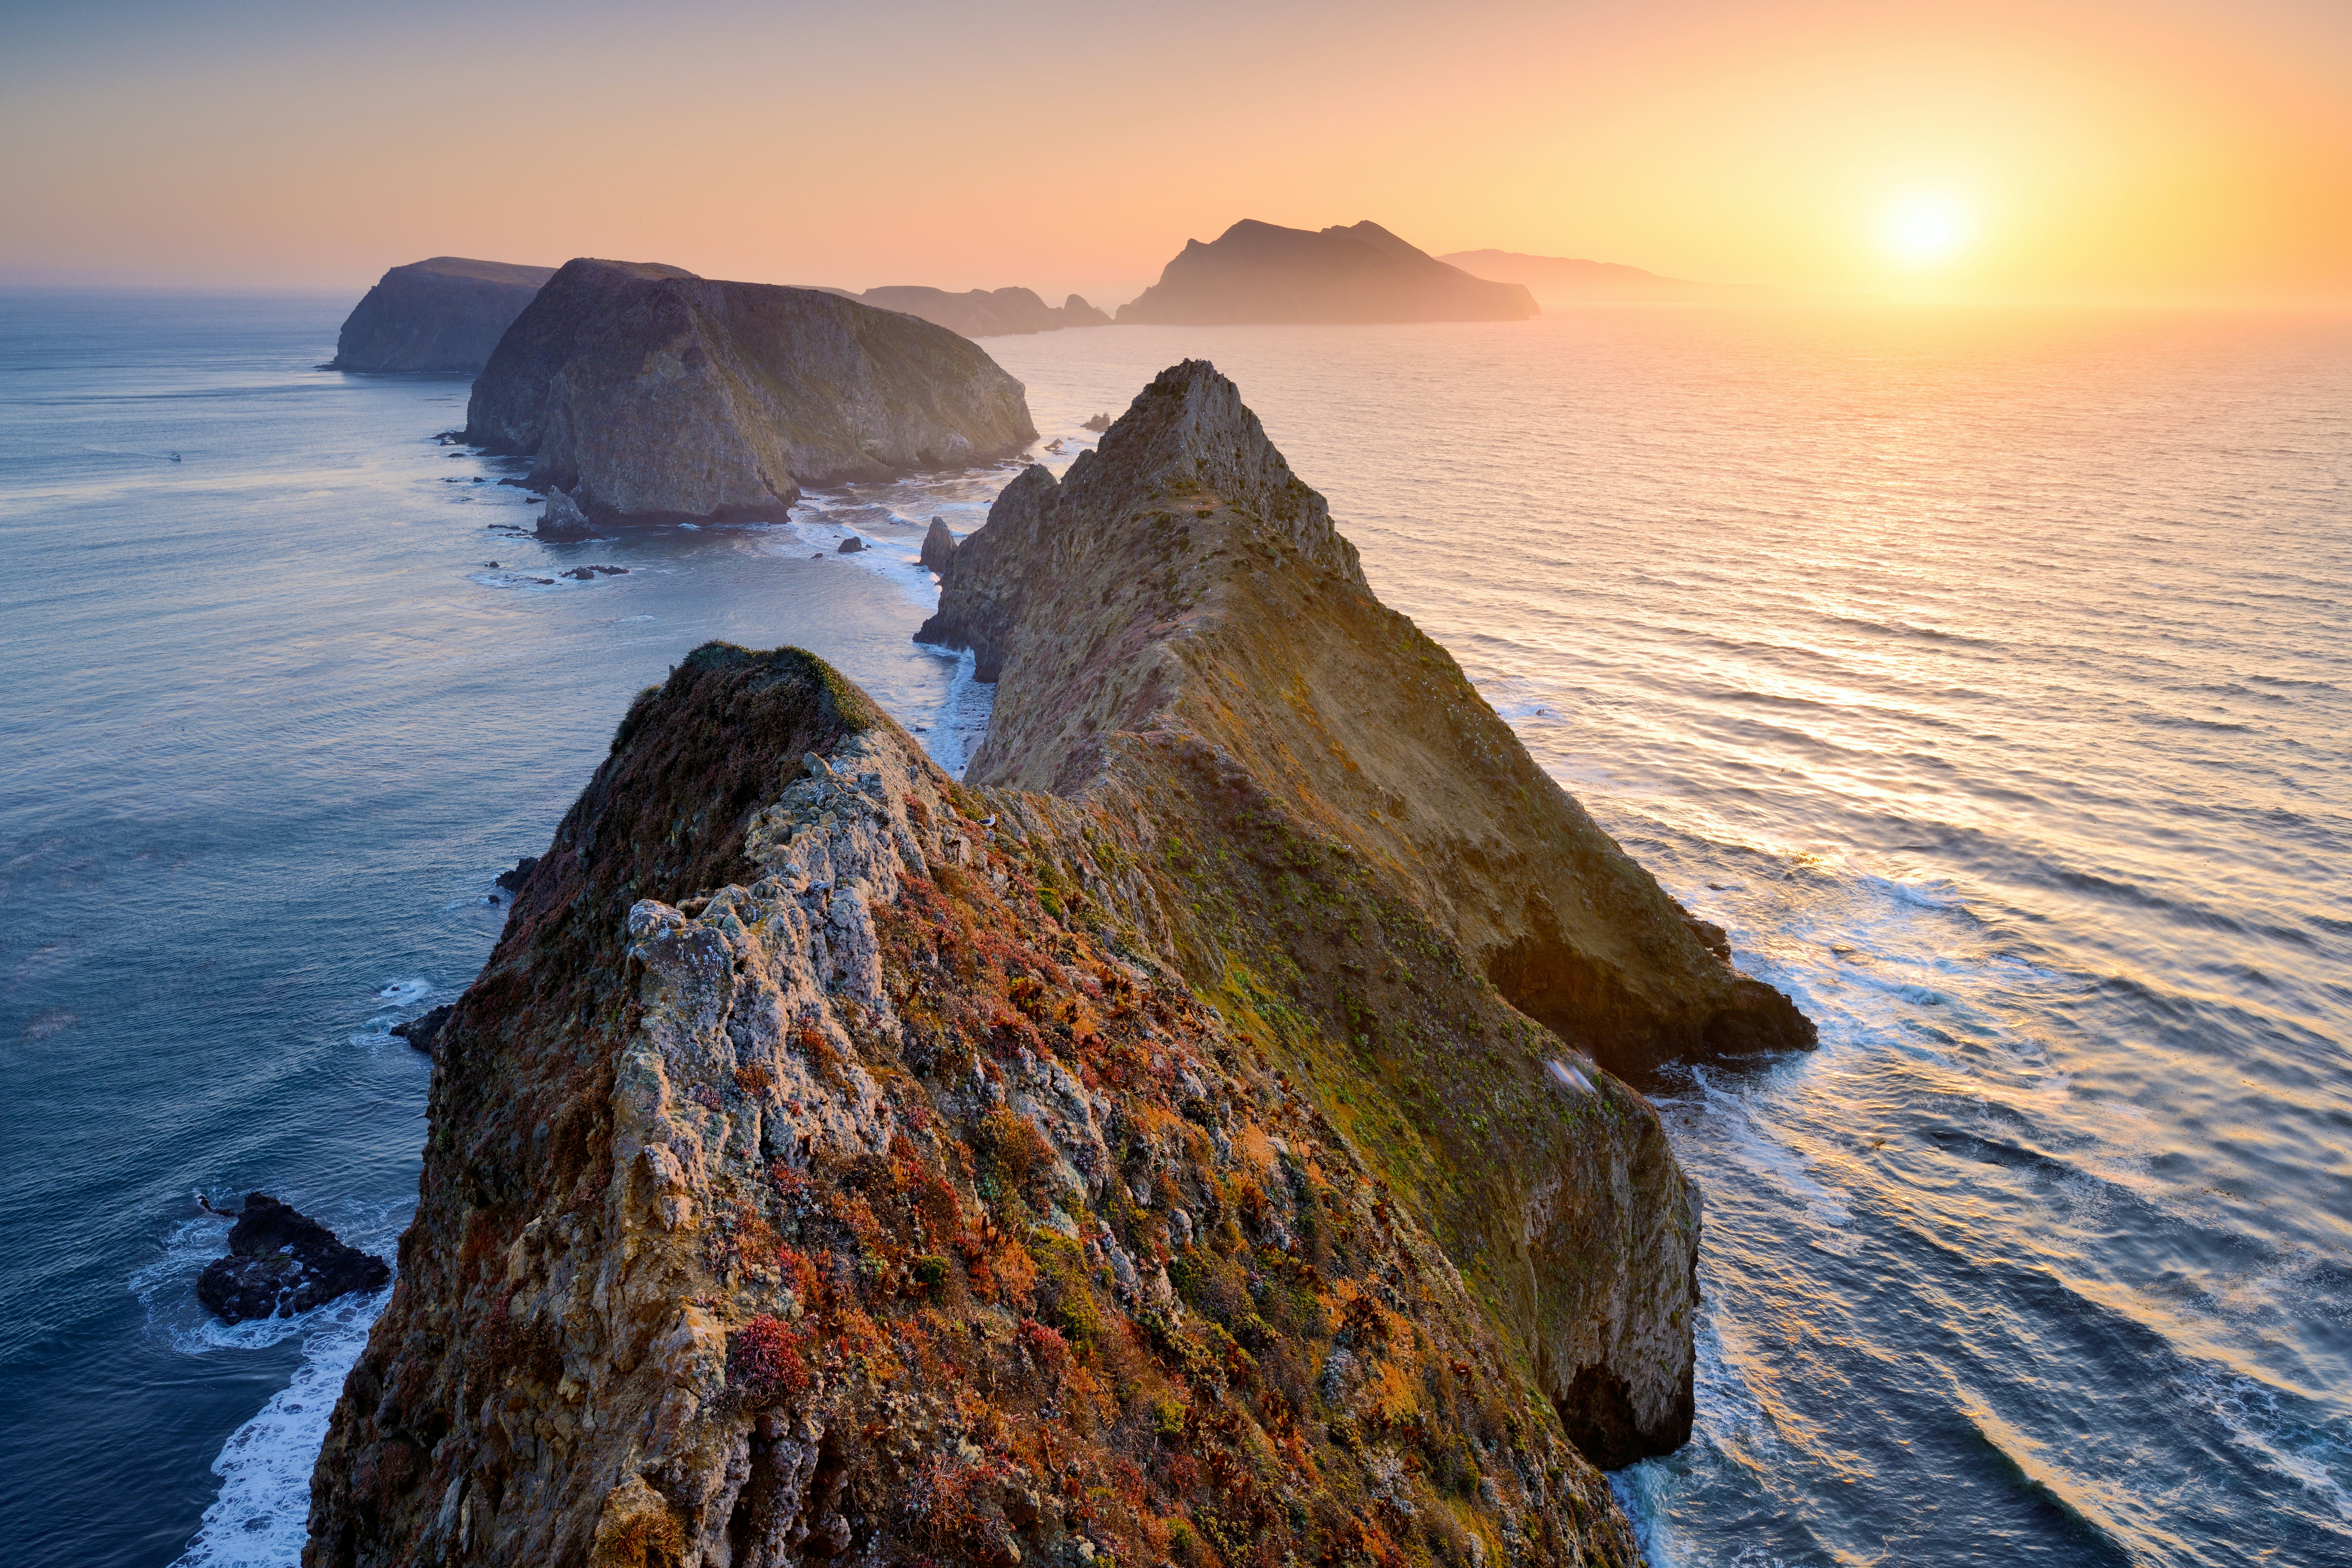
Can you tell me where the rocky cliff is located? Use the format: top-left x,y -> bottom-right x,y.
331,258 -> 557,373
305,366 -> 1784,1568
921,361 -> 1813,1082
1118,223 -> 1537,326
465,260 -> 1037,525
858,288 -> 1112,339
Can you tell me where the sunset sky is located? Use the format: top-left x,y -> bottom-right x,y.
4,0 -> 2348,305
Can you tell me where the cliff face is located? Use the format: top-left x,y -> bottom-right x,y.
465,260 -> 1037,524
331,258 -> 558,373
1117,223 -> 1537,326
306,367 -> 1744,1568
858,288 -> 1112,338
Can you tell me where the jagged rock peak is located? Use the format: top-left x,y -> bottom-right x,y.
1061,359 -> 1361,581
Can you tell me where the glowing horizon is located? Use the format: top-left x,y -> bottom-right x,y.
2,0 -> 2348,308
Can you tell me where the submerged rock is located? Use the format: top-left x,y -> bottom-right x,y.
466,259 -> 1036,526
391,1004 -> 452,1056
1118,220 -> 1538,324
304,364 -> 1791,1566
196,1194 -> 389,1323
329,257 -> 555,373
919,515 -> 956,574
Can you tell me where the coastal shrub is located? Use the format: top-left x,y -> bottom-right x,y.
728,1314 -> 812,1403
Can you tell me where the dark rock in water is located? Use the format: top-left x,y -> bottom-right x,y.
1118,219 -> 1538,324
592,564 -> 629,575
464,259 -> 1035,526
537,487 -> 593,541
391,1004 -> 452,1056
195,1193 -> 390,1323
919,516 -> 956,573
494,855 -> 539,892
329,257 -> 557,373
1080,412 -> 1111,431
837,535 -> 864,553
563,566 -> 596,580
854,284 -> 1111,338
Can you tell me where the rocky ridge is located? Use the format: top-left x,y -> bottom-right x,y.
466,260 -> 1036,526
919,361 -> 1812,1081
1118,223 -> 1537,325
304,368 -> 1791,1567
331,258 -> 557,374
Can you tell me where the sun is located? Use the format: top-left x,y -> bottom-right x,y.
1880,193 -> 1973,266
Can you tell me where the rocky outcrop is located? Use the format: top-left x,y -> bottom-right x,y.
197,1194 -> 391,1323
1119,221 -> 1538,325
466,260 -> 1036,525
303,366 -> 1758,1568
857,286 -> 1112,338
919,360 -> 1812,1079
330,258 -> 556,373
920,516 -> 956,574
393,1005 -> 453,1057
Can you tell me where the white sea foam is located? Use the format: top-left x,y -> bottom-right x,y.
375,977 -> 431,1006
172,1287 -> 388,1567
919,646 -> 996,779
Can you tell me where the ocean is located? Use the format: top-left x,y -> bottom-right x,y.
1,292 -> 2345,1567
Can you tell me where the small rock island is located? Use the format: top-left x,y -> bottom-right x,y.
305,362 -> 1810,1567
465,259 -> 1038,529
1118,220 -> 1539,324
329,257 -> 556,373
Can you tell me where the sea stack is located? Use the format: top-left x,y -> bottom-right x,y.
919,515 -> 956,573
1118,220 -> 1539,325
304,365 -> 1798,1565
329,257 -> 556,373
465,259 -> 1037,526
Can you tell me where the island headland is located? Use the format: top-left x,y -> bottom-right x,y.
330,257 -> 557,374
851,287 -> 1113,339
305,364 -> 1812,1568
1440,250 -> 1850,306
464,259 -> 1037,529
1118,222 -> 1538,325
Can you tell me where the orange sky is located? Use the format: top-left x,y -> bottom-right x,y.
3,0 -> 2348,305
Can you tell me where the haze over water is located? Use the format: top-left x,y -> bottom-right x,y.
3,295 -> 2347,1566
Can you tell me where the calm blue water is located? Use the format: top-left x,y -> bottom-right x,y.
3,295 -> 2347,1567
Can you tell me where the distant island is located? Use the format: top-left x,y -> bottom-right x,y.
464,259 -> 1034,531
844,286 -> 1111,338
1441,249 -> 1847,305
1118,220 -> 1538,324
328,256 -> 556,373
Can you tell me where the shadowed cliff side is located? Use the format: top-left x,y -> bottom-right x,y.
330,257 -> 556,373
465,259 -> 1037,524
919,360 -> 1815,1084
